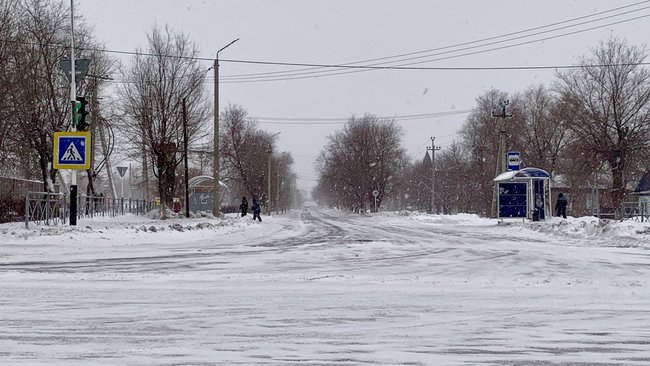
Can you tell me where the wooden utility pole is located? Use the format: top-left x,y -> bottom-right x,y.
427,137 -> 441,214
86,77 -> 98,197
490,100 -> 512,218
182,98 -> 190,218
141,144 -> 149,200
267,144 -> 272,216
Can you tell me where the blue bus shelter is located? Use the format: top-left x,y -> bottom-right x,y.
494,167 -> 551,221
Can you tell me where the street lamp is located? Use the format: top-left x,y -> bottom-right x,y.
213,38 -> 239,218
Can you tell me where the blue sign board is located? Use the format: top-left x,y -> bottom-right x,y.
506,151 -> 521,171
53,131 -> 91,170
498,182 -> 527,218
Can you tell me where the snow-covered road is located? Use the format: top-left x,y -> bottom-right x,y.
1,209 -> 650,365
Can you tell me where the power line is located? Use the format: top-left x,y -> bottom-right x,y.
5,1 -> 647,84
220,1 -> 650,80
220,13 -> 650,83
252,109 -> 474,125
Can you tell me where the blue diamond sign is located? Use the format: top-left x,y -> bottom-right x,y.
53,131 -> 91,170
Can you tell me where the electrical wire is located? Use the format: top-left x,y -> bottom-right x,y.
219,13 -> 650,83
252,109 -> 474,125
4,1 -> 648,85
220,1 -> 650,81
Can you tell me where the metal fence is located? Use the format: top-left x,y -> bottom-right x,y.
622,201 -> 650,222
24,192 -> 155,228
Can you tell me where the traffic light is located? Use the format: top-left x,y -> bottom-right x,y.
75,96 -> 89,131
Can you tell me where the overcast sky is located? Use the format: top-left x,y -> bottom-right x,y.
79,0 -> 650,192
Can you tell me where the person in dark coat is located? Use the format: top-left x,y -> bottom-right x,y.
555,192 -> 568,218
239,196 -> 248,217
251,196 -> 262,222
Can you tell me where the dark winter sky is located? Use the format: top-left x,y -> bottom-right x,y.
79,0 -> 650,191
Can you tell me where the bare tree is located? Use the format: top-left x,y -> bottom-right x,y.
0,0 -> 19,172
83,46 -> 117,197
556,37 -> 650,213
119,24 -> 210,212
399,153 -> 432,212
517,84 -> 570,174
220,104 -> 281,201
3,0 -> 98,191
273,151 -> 295,212
315,114 -> 405,212
435,141 -> 472,214
459,89 -> 517,215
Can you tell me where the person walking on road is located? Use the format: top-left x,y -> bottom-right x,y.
240,196 -> 248,217
251,196 -> 262,222
555,192 -> 568,219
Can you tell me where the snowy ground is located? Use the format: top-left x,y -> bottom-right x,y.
1,210 -> 650,365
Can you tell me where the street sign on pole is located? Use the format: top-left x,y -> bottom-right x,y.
53,131 -> 91,170
116,166 -> 128,198
506,151 -> 521,171
373,190 -> 379,212
59,59 -> 91,87
117,166 -> 128,178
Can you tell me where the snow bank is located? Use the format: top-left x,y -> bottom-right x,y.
369,210 -> 650,247
0,213 -> 259,245
3,209 -> 650,249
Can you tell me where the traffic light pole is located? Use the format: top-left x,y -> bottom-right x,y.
69,0 -> 77,226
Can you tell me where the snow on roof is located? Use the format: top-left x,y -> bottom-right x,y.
494,167 -> 550,182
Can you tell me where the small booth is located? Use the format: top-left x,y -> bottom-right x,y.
494,167 -> 551,221
187,175 -> 228,212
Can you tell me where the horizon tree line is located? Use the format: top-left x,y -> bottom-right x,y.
314,37 -> 650,218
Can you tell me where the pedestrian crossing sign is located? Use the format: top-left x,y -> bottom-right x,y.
53,131 -> 91,170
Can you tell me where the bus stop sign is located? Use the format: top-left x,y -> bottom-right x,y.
506,151 -> 521,171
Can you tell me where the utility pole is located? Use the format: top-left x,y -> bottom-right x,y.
141,144 -> 149,200
69,0 -> 77,226
182,98 -> 190,218
427,137 -> 441,214
490,99 -> 513,217
267,144 -> 272,216
266,132 -> 281,216
276,160 -> 280,214
98,114 -> 116,199
213,38 -> 239,218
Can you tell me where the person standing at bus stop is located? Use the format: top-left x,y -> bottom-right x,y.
555,193 -> 568,218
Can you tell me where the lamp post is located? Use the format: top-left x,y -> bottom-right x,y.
212,38 -> 239,218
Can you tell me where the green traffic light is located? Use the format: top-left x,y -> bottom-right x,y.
75,96 -> 89,130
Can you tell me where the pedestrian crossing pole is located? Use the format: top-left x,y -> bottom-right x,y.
69,0 -> 78,226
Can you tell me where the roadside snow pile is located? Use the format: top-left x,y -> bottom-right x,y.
406,211 -> 650,247
0,213 -> 254,243
406,212 -> 494,226
526,216 -> 650,247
